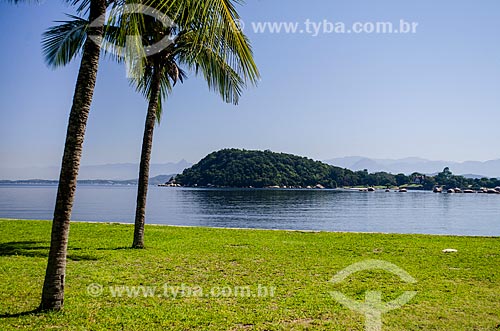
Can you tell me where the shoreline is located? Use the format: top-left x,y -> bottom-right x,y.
3,182 -> 500,194
2,218 -> 498,238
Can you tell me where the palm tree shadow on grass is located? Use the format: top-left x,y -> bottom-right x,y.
96,247 -> 134,251
0,241 -> 48,259
0,309 -> 41,319
0,241 -> 99,261
0,243 -> 45,318
0,243 -> 129,318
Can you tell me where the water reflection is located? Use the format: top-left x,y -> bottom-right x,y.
0,185 -> 499,236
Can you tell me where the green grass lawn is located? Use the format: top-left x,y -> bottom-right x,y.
1,219 -> 499,330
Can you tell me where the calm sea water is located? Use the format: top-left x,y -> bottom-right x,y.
0,185 -> 499,236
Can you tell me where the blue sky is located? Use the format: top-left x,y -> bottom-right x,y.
1,0 -> 500,169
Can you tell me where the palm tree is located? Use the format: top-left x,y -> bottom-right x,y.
7,0 -> 114,312
27,0 -> 258,311
39,0 -> 107,312
127,13 -> 259,248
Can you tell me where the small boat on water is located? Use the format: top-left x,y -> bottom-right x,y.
447,189 -> 455,193
463,189 -> 475,193
486,188 -> 499,194
433,187 -> 443,193
399,188 -> 408,193
454,188 -> 463,193
367,187 -> 376,192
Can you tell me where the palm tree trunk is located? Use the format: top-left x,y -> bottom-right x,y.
133,67 -> 162,249
39,0 -> 106,312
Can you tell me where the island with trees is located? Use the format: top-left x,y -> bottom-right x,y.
172,149 -> 500,191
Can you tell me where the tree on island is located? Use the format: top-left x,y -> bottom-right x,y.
174,149 -> 500,190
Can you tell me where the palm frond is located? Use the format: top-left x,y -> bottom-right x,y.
42,14 -> 89,68
147,0 -> 260,85
172,30 -> 244,104
187,48 -> 244,105
37,0 -> 259,120
69,0 -> 90,14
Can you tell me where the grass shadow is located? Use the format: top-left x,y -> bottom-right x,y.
67,253 -> 99,261
0,309 -> 40,319
0,241 -> 48,259
96,246 -> 134,251
0,241 -> 98,261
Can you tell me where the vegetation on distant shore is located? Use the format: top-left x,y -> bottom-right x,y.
174,149 -> 500,190
0,175 -> 175,186
1,219 -> 499,330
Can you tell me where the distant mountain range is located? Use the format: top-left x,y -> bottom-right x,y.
324,157 -> 500,179
2,156 -> 499,180
0,160 -> 192,180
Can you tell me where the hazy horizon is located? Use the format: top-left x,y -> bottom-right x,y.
1,152 -> 500,169
2,152 -> 500,180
